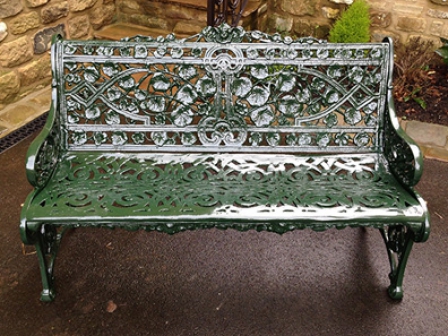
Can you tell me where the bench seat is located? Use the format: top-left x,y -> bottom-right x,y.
25,153 -> 424,231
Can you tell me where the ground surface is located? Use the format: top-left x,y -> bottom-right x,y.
0,134 -> 447,335
395,63 -> 448,126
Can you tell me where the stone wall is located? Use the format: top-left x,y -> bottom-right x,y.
0,0 -> 116,106
267,0 -> 448,43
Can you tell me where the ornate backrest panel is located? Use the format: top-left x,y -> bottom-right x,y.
53,24 -> 391,153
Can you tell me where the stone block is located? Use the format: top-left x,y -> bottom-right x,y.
68,0 -> 97,12
17,54 -> 51,86
406,120 -> 448,147
280,0 -> 317,17
428,9 -> 448,20
370,11 -> 392,28
9,12 -> 41,35
41,1 -> 69,24
34,25 -> 66,54
68,15 -> 90,38
268,15 -> 293,33
0,104 -> 40,125
0,71 -> 20,103
322,7 -> 339,20
25,0 -> 49,7
0,37 -> 33,68
0,0 -> 23,19
89,3 -> 115,29
430,21 -> 445,37
397,16 -> 426,33
173,22 -> 202,36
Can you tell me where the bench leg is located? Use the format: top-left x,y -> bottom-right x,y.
380,226 -> 415,300
34,224 -> 63,302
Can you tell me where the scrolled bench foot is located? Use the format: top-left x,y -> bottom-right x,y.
387,285 -> 404,301
380,226 -> 415,301
40,289 -> 56,302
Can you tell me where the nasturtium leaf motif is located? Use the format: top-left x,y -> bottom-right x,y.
65,44 -> 77,54
298,133 -> 312,146
247,86 -> 270,107
250,106 -> 274,127
134,45 -> 147,58
365,114 -> 378,127
285,47 -> 298,59
178,65 -> 197,80
103,62 -> 120,77
364,101 -> 378,114
370,48 -> 382,59
127,102 -> 139,114
325,89 -> 340,104
151,74 -> 171,91
286,134 -> 296,146
154,45 -> 167,58
119,76 -> 135,89
198,103 -> 212,115
335,132 -> 350,146
277,74 -> 296,92
134,89 -> 147,101
96,46 -> 114,56
278,95 -> 301,116
170,46 -> 183,59
250,65 -> 269,79
296,88 -> 311,103
324,113 -> 338,128
191,47 -> 202,58
246,48 -> 259,59
354,133 -> 370,147
348,66 -> 364,84
345,108 -> 362,125
65,74 -> 81,85
249,132 -> 262,146
84,66 -> 100,83
105,111 -> 120,125
72,130 -> 87,146
195,76 -> 216,97
317,133 -> 330,148
308,103 -> 321,115
181,132 -> 197,146
112,131 -> 128,146
85,106 -> 101,120
93,132 -> 107,146
175,85 -> 197,104
147,96 -> 166,112
107,87 -> 122,102
132,132 -> 146,144
266,132 -> 280,146
234,101 -> 249,115
120,46 -> 131,57
172,105 -> 194,127
151,131 -> 168,146
327,65 -> 344,78
302,48 -> 312,59
65,62 -> 77,71
232,77 -> 252,97
68,114 -> 79,124
311,77 -> 325,91
317,49 -> 329,59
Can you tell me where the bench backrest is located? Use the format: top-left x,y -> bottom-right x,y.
52,24 -> 392,154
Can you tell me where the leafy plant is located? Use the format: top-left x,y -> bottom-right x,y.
435,37 -> 448,64
393,37 -> 437,110
328,0 -> 371,43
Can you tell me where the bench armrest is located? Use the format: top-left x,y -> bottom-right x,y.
382,37 -> 423,188
384,89 -> 423,187
25,102 -> 62,189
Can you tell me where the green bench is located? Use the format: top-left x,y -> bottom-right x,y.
20,24 -> 430,302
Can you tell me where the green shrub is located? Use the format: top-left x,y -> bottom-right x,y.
435,37 -> 448,64
328,0 -> 371,43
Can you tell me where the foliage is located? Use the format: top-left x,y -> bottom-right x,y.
328,0 -> 371,43
393,37 -> 437,110
435,37 -> 448,64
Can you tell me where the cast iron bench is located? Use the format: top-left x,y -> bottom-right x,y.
20,24 -> 430,302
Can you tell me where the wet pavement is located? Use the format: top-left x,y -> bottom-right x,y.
0,134 -> 447,336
